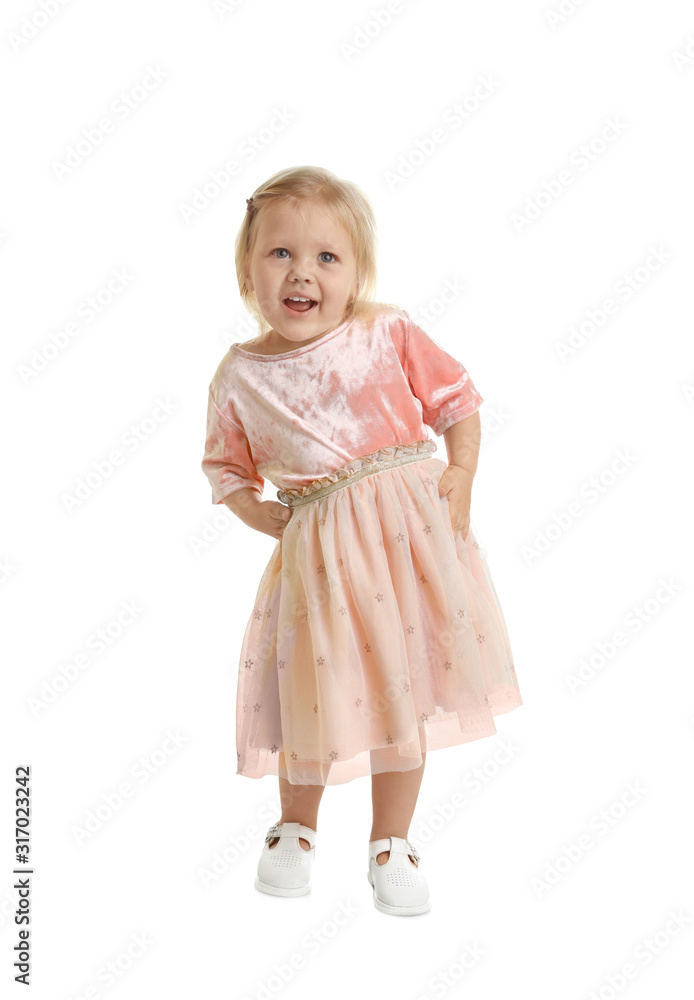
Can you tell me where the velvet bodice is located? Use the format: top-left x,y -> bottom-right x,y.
201,306 -> 483,504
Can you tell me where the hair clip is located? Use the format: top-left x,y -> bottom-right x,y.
246,197 -> 255,211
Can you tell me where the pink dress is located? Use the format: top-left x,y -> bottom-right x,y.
201,305 -> 523,785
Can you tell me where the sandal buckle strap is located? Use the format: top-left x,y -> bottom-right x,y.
264,823 -> 282,845
407,842 -> 420,862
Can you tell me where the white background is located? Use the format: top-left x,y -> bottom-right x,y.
2,1 -> 694,997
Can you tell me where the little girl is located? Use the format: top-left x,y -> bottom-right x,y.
201,165 -> 523,916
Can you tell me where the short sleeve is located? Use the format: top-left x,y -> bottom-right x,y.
402,312 -> 484,436
201,387 -> 264,504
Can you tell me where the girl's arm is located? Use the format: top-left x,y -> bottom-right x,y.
437,411 -> 481,542
221,487 -> 263,516
443,410 -> 480,477
222,486 -> 292,541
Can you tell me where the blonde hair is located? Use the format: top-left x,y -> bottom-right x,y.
234,165 -> 398,341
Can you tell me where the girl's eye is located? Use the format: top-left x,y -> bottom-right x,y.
270,248 -> 336,263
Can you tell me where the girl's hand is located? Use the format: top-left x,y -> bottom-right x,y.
238,499 -> 293,541
438,465 -> 473,541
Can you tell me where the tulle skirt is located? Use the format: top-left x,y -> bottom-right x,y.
235,439 -> 523,786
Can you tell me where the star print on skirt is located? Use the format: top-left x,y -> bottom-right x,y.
235,440 -> 523,785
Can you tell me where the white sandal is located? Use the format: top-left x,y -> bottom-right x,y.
255,821 -> 317,897
367,836 -> 431,915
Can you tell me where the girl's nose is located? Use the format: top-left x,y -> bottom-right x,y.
287,258 -> 314,280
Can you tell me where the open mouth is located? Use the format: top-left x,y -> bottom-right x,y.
283,297 -> 318,314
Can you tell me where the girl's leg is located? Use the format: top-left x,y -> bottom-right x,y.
269,756 -> 327,851
369,752 -> 426,866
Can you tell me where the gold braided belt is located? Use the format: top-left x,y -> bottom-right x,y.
276,439 -> 438,509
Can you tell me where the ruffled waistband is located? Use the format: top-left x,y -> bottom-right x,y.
276,439 -> 437,507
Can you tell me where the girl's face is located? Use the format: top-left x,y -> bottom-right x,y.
244,198 -> 358,349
